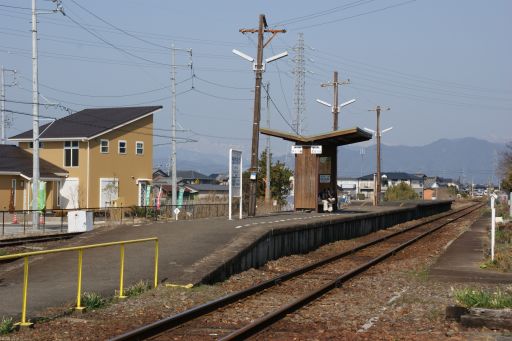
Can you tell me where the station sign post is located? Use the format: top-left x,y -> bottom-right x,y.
229,149 -> 243,220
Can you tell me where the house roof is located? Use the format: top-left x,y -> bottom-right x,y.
186,184 -> 229,192
260,127 -> 372,146
9,106 -> 162,141
0,145 -> 68,179
177,170 -> 209,180
359,172 -> 423,181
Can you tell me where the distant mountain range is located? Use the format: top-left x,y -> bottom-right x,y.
155,137 -> 506,184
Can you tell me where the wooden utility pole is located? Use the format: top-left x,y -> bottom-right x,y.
239,14 -> 285,217
368,105 -> 390,205
320,71 -> 349,131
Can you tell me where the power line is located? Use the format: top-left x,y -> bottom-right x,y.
273,0 -> 377,26
192,88 -> 252,101
193,74 -> 252,90
290,0 -> 419,31
68,0 -> 171,50
262,84 -> 299,135
64,13 -> 170,67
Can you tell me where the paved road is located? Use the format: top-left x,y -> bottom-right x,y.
0,207 -> 387,318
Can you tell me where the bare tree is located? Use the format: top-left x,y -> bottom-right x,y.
499,142 -> 512,192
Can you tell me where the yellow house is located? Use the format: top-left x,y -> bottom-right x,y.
9,106 -> 162,209
0,145 -> 68,211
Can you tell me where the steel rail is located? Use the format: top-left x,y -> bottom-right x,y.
0,232 -> 83,248
220,203 -> 484,340
110,203 -> 482,341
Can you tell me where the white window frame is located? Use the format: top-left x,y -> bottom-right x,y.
118,140 -> 127,154
100,139 -> 109,153
135,141 -> 144,155
64,141 -> 79,167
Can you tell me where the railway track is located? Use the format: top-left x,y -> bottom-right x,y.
110,203 -> 483,341
0,232 -> 83,248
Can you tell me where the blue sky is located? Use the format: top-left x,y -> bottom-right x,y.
1,0 -> 511,166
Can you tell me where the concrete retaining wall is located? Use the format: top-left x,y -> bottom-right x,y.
202,200 -> 452,284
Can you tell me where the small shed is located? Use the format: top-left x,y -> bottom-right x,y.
261,127 -> 372,212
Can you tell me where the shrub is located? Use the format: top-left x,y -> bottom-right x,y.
124,280 -> 151,298
81,292 -> 107,310
384,182 -> 419,201
0,317 -> 13,335
455,288 -> 512,309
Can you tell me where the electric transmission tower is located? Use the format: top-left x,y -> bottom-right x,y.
292,33 -> 305,135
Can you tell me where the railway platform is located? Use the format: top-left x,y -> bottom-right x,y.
0,201 -> 450,318
430,216 -> 512,283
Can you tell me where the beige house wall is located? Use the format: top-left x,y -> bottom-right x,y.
20,141 -> 89,208
18,115 -> 153,208
0,175 -> 25,211
88,115 -> 153,207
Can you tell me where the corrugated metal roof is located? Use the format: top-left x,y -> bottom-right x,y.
359,172 -> 423,181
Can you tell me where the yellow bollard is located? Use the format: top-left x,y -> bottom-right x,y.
118,244 -> 127,298
75,249 -> 85,310
154,239 -> 159,288
16,256 -> 33,327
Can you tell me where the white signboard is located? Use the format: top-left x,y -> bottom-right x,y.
311,145 -> 323,154
291,145 -> 303,154
229,149 -> 243,220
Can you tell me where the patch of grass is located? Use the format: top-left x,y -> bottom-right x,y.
124,280 -> 151,298
0,249 -> 7,257
483,223 -> 512,272
454,288 -> 512,309
0,316 -> 14,335
81,292 -> 108,310
407,266 -> 429,282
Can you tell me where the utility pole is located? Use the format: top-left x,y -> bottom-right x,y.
368,106 -> 390,205
320,71 -> 349,131
0,66 -> 16,144
170,44 -> 177,210
31,0 -> 41,228
169,45 -> 192,212
292,33 -> 305,135
239,14 -> 286,217
265,82 -> 271,205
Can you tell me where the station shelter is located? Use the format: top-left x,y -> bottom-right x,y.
260,127 -> 372,212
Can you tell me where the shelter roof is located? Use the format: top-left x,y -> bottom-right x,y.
260,127 -> 372,146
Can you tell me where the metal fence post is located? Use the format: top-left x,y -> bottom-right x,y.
2,211 -> 4,236
120,207 -> 123,224
23,211 -> 26,234
75,249 -> 85,311
60,210 -> 64,232
17,256 -> 33,326
118,244 -> 127,298
154,239 -> 159,288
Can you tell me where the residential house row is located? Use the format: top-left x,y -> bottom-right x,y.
338,172 -> 462,201
0,106 -> 161,211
